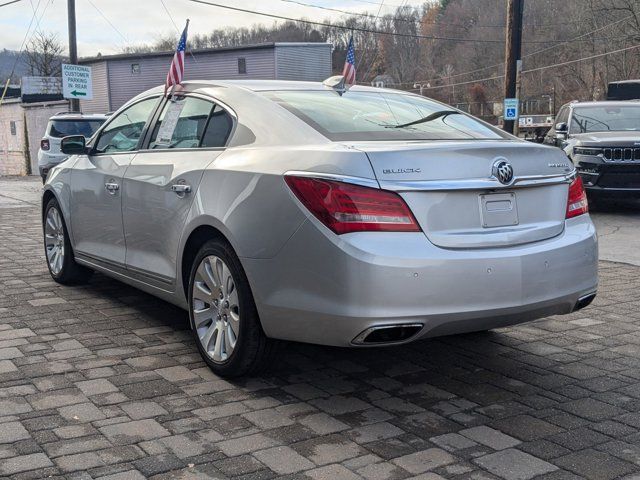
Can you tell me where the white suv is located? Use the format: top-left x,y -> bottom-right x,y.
38,112 -> 108,182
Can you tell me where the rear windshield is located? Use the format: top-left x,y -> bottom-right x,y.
48,119 -> 104,138
570,105 -> 640,133
262,90 -> 508,141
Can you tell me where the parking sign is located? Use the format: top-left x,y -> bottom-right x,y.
504,98 -> 519,121
62,64 -> 93,100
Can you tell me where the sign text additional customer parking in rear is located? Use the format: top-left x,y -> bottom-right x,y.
61,64 -> 93,100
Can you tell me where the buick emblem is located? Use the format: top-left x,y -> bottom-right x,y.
492,160 -> 514,185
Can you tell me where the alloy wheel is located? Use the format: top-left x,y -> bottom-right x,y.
192,255 -> 240,363
44,207 -> 65,275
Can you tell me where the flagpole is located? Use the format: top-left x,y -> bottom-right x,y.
167,19 -> 189,100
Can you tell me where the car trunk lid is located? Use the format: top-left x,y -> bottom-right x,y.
345,140 -> 574,248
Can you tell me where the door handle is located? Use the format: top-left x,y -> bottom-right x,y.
105,182 -> 119,194
171,184 -> 192,195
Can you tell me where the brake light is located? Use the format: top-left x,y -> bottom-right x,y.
40,139 -> 50,151
285,175 -> 420,234
566,176 -> 588,219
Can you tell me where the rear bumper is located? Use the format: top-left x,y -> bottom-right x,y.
242,214 -> 598,347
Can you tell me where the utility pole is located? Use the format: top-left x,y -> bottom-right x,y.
67,0 -> 80,112
503,0 -> 523,135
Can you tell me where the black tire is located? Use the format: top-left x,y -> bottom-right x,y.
43,198 -> 93,285
188,239 -> 278,377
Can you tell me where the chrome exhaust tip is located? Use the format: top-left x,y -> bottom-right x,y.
574,292 -> 596,312
352,323 -> 423,345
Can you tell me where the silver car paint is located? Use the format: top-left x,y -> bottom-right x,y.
243,214 -> 597,346
43,80 -> 598,346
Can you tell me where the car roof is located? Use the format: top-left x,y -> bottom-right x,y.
181,79 -> 396,93
569,100 -> 640,108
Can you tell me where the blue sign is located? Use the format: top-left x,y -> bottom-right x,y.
504,98 -> 519,120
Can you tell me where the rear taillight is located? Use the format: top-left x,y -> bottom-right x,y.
566,176 -> 588,219
285,175 -> 421,234
40,139 -> 50,151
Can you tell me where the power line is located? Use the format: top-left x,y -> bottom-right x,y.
86,0 -> 134,49
159,0 -> 198,63
185,0 -> 511,44
361,0 -> 391,81
186,0 -> 615,45
278,0 -> 583,29
279,0 -> 493,28
348,0 -> 412,8
0,0 -> 23,7
411,43 -> 640,91
28,0 -> 44,35
400,13 -> 635,86
522,43 -> 640,74
160,0 -> 181,32
22,0 -> 54,52
0,0 -> 41,104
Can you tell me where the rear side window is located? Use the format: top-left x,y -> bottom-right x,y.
48,120 -> 104,138
149,96 -> 233,149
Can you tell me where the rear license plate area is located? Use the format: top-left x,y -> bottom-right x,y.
479,192 -> 518,228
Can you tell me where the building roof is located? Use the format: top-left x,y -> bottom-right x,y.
80,42 -> 332,64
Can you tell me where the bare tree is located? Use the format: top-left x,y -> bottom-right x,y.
24,31 -> 64,77
118,0 -> 640,111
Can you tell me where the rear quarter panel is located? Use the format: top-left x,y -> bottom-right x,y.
181,144 -> 377,261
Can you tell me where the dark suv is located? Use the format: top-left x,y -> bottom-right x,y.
544,101 -> 640,198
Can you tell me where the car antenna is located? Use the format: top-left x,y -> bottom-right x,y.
322,75 -> 348,96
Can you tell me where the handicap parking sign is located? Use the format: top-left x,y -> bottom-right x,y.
504,98 -> 519,121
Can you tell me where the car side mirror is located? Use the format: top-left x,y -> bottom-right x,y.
60,135 -> 86,155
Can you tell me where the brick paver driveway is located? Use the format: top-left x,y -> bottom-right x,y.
1,177 -> 640,480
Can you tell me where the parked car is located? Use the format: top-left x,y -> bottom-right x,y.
544,101 -> 640,198
42,80 -> 598,377
38,112 -> 107,182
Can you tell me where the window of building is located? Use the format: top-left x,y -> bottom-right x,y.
238,57 -> 247,75
131,63 -> 141,75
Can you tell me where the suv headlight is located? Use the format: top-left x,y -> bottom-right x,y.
574,147 -> 602,156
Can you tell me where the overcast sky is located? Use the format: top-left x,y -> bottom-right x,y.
2,0 -> 425,57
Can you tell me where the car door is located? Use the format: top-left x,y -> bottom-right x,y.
121,94 -> 234,287
70,96 -> 160,267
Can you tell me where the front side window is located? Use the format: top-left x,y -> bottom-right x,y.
262,90 -> 509,141
95,97 -> 158,154
149,96 -> 233,149
570,105 -> 640,133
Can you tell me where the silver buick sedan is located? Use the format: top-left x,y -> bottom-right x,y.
42,80 -> 598,377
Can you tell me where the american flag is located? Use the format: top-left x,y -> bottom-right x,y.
342,36 -> 356,87
165,20 -> 189,95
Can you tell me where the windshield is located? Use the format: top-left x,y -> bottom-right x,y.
263,90 -> 509,141
570,105 -> 640,133
49,119 -> 104,138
